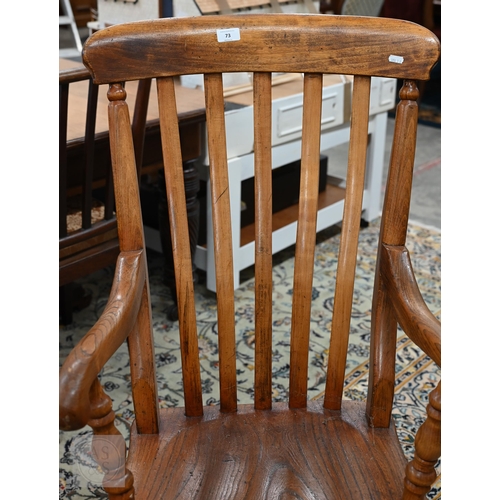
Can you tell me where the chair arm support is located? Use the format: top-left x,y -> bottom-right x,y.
59,249 -> 147,431
380,244 -> 441,367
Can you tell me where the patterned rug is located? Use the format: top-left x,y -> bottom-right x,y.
59,219 -> 441,499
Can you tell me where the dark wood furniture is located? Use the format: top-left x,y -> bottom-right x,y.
59,59 -> 206,323
68,0 -> 97,27
59,65 -> 120,324
60,14 -> 441,499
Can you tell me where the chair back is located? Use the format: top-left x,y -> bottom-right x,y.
80,13 -> 440,418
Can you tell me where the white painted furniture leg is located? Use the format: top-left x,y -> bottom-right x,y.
228,161 -> 242,291
363,111 -> 388,221
205,176 -> 216,293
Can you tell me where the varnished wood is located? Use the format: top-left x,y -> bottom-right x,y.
59,236 -> 120,286
324,75 -> 371,410
131,78 -> 152,176
126,278 -> 160,434
60,250 -> 147,431
157,77 -> 203,417
403,382 -> 441,499
381,245 -> 441,365
367,80 -> 426,428
59,58 -> 206,323
204,73 -> 238,413
289,73 -> 323,409
59,66 -> 119,322
82,78 -> 99,229
127,401 -> 407,499
61,14 -> 442,500
379,80 -> 421,246
82,15 -> 439,84
253,72 -> 273,410
59,58 -> 207,142
88,379 -> 134,498
107,83 -> 144,252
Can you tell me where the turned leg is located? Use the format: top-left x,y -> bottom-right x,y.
158,159 -> 200,320
88,379 -> 134,499
403,381 -> 441,499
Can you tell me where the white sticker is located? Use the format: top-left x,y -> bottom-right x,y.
388,54 -> 404,64
217,28 -> 241,43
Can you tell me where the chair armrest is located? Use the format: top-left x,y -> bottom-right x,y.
59,249 -> 146,431
380,244 -> 441,367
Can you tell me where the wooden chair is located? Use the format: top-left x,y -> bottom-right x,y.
59,66 -> 151,324
59,14 -> 441,499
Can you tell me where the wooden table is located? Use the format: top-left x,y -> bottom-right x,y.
61,58 -> 207,319
60,58 -> 206,171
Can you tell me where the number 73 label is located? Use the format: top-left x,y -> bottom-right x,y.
216,28 -> 241,42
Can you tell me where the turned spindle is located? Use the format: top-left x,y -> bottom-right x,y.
403,382 -> 441,499
88,378 -> 135,499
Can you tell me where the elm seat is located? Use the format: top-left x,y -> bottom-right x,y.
59,14 -> 441,499
127,402 -> 408,498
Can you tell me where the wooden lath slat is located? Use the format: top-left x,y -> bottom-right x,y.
253,72 -> 273,410
204,73 -> 238,413
288,73 -> 324,409
157,77 -> 203,417
323,75 -> 371,410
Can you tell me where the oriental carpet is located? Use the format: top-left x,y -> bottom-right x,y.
59,219 -> 441,499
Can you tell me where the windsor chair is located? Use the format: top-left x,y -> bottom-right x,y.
59,14 -> 441,499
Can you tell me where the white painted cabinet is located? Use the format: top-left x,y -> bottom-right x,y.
193,75 -> 396,291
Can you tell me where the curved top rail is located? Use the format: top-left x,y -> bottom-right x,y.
82,14 -> 440,84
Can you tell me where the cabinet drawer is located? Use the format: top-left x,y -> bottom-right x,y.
369,77 -> 396,114
273,81 -> 345,146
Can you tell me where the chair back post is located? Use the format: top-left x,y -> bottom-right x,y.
379,80 -> 420,247
107,83 -> 145,252
367,80 -> 421,427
